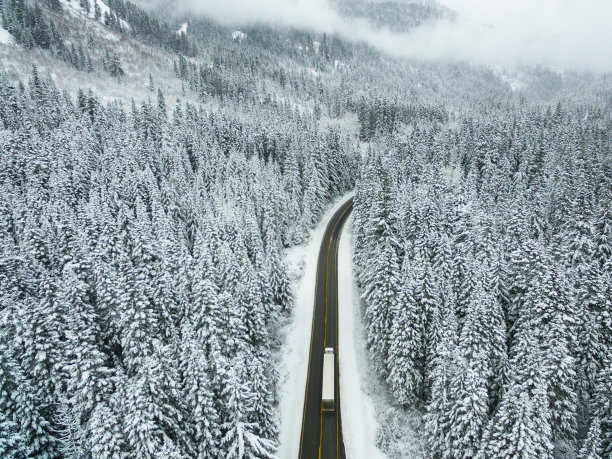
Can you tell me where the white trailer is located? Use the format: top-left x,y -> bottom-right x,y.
322,347 -> 335,413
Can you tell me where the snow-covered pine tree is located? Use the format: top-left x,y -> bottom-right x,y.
425,303 -> 459,459
478,330 -> 553,459
386,269 -> 423,405
180,326 -> 221,458
578,417 -> 603,459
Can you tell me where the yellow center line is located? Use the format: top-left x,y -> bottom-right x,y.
319,222 -> 335,459
299,200 -> 353,459
324,236 -> 332,347
335,203 -> 351,458
325,202 -> 352,459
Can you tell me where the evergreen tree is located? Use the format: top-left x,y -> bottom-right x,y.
180,329 -> 221,459
364,225 -> 400,377
578,417 -> 603,459
62,261 -> 113,433
479,331 -> 553,458
220,358 -> 276,458
386,274 -> 423,405
0,409 -> 27,459
425,304 -> 458,459
88,401 -> 127,458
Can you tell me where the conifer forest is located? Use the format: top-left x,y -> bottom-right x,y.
0,0 -> 610,458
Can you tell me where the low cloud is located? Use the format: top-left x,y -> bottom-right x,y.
144,0 -> 612,72
143,0 -> 347,31
407,0 -> 612,72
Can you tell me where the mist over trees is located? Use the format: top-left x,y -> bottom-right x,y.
331,0 -> 448,33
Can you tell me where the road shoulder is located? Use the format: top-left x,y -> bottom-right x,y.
337,214 -> 386,459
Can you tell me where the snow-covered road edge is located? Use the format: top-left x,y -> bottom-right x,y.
338,216 -> 386,459
277,192 -> 355,459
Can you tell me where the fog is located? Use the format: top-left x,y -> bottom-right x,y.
408,0 -> 612,72
143,0 -> 612,72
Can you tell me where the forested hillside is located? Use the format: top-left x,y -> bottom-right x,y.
0,63 -> 357,456
331,0 -> 448,33
353,99 -> 612,457
1,0 -> 611,457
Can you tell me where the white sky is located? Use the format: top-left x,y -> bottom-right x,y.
144,0 -> 612,72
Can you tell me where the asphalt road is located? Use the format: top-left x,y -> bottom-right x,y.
298,198 -> 353,459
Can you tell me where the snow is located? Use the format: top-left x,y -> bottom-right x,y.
232,30 -> 247,41
313,41 -> 321,54
0,27 -> 12,45
277,192 -> 354,459
176,23 -> 188,35
338,215 -> 386,459
60,0 -> 130,30
494,66 -> 526,92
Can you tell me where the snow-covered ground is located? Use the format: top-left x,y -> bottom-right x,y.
277,192 -> 354,458
177,23 -> 188,35
232,30 -> 247,41
337,215 -> 386,459
492,65 -> 534,92
0,2 -> 203,111
60,0 -> 130,29
0,27 -> 12,45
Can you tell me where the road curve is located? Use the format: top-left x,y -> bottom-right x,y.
298,198 -> 353,459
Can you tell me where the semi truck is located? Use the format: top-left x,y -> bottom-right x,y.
322,347 -> 335,413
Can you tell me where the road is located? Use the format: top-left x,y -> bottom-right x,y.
298,198 -> 353,459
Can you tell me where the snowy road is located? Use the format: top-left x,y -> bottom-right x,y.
278,193 -> 385,459
297,198 -> 352,459
277,193 -> 354,459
